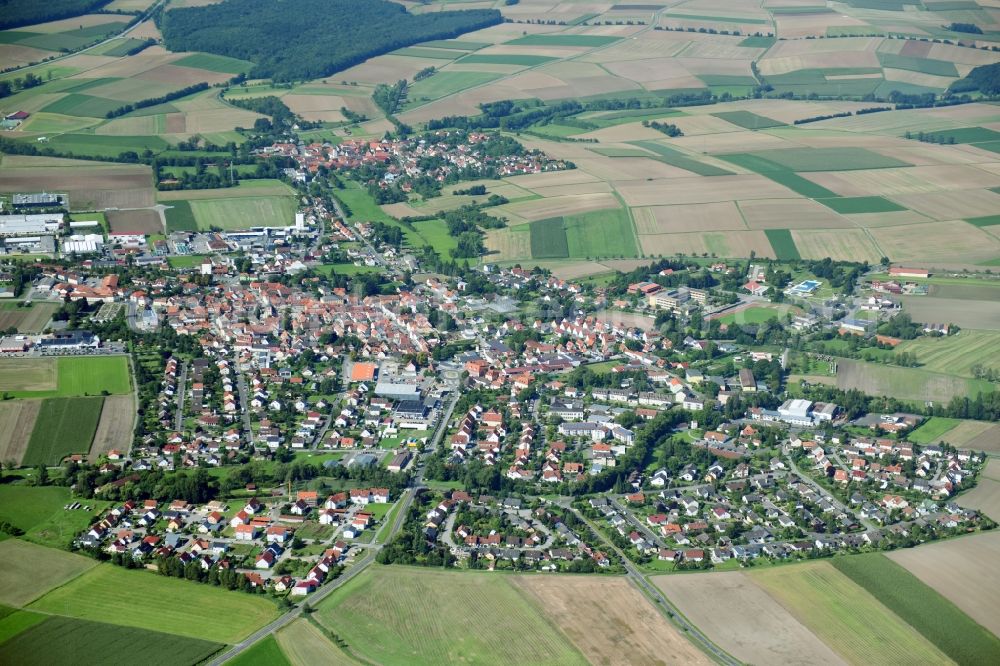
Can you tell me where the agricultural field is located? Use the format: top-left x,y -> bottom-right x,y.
513,575 -> 712,665
0,616 -> 224,666
0,485 -> 109,551
89,394 -> 136,462
22,396 -> 104,466
232,635 -> 292,666
0,356 -> 130,399
654,571 -> 847,666
749,561 -> 953,665
0,157 -> 154,212
0,539 -> 97,607
274,619 -> 358,666
907,416 -> 963,445
29,564 -> 280,644
833,552 -> 1000,664
0,301 -> 57,333
0,400 -> 41,466
835,358 -> 996,404
897,330 -> 1000,378
314,566 -> 585,665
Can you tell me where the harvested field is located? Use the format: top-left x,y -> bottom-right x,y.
938,421 -> 1000,451
617,174 -> 793,206
870,221 -> 1000,264
506,169 -> 601,189
499,193 -> 619,222
841,210 -> 932,227
836,358 -> 993,404
739,198 -> 851,229
633,202 -> 746,234
654,571 -> 846,666
485,227 -> 532,261
890,190 -> 1000,221
0,301 -> 56,333
957,461 -> 1000,518
0,358 -> 57,392
750,561 -> 952,665
0,539 -> 96,608
899,296 -> 1000,331
0,44 -> 52,68
106,209 -> 162,235
638,230 -> 776,258
791,228 -> 883,263
0,400 -> 41,467
89,395 -> 135,462
137,63 -> 234,86
276,618 -> 355,665
515,575 -> 712,665
156,180 -> 295,200
887,531 -> 1000,638
0,164 -> 153,211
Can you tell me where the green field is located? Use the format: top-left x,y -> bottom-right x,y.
391,47 -> 460,59
95,38 -> 150,57
837,359 -> 996,404
29,564 -> 280,644
0,539 -> 97,607
751,561 -> 953,665
898,330 -> 1000,378
23,397 -> 104,466
833,553 -> 1000,665
877,53 -> 959,77
173,52 -> 254,74
0,486 -> 75,533
0,607 -> 45,645
937,127 -> 1000,144
41,94 -> 123,119
628,141 -> 733,176
0,616 -> 223,666
713,111 -> 786,129
458,54 -> 556,66
314,566 -> 583,666
164,200 -> 199,232
563,208 -> 638,258
907,417 -> 962,444
819,196 -> 906,214
226,635 -> 290,666
722,147 -> 910,172
765,229 -> 801,260
411,218 -> 458,255
739,35 -> 776,47
188,196 -> 298,230
967,215 -> 1000,228
37,133 -> 170,159
407,71 -> 502,104
507,34 -> 620,46
529,217 -> 570,259
1,355 -> 132,400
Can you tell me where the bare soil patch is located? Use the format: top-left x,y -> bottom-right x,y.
513,575 -> 713,666
107,210 -> 162,234
654,571 -> 846,666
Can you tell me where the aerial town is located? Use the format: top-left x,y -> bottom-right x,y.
1,0 -> 1000,664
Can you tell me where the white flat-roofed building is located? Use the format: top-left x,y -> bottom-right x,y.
0,214 -> 62,237
63,234 -> 104,254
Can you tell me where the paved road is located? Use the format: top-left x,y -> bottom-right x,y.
784,454 -> 874,530
559,502 -> 740,666
174,361 -> 188,432
329,197 -> 385,268
235,370 -> 253,437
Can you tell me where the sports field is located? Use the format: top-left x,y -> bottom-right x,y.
29,564 -> 280,644
0,616 -> 223,666
314,566 -> 585,666
750,561 -> 952,665
22,397 -> 104,466
0,539 -> 97,607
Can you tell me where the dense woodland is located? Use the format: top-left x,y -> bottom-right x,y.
951,62 -> 1000,95
159,0 -> 501,82
0,0 -> 111,30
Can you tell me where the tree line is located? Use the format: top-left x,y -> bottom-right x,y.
105,82 -> 210,118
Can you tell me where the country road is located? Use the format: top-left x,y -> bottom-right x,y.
558,501 -> 741,666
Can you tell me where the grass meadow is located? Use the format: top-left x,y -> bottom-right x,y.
0,539 -> 97,607
314,566 -> 584,666
29,564 -> 280,644
1,356 -> 129,399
